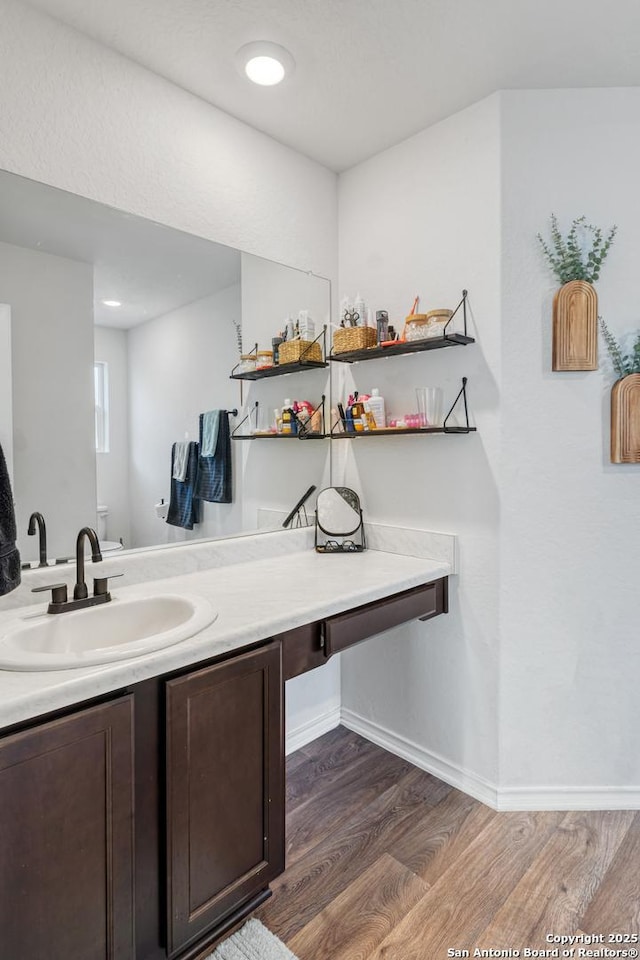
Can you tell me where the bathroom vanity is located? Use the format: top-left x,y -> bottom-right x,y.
0,531 -> 450,960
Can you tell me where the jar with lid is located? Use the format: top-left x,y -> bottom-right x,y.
238,354 -> 256,375
256,350 -> 274,370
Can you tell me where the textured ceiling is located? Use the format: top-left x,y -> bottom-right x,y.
22,0 -> 640,171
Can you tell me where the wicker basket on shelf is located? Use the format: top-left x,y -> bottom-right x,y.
278,339 -> 323,365
332,326 -> 377,354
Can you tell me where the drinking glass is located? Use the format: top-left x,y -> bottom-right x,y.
416,387 -> 443,427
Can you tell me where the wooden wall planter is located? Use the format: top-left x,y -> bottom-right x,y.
611,374 -> 640,463
552,280 -> 598,371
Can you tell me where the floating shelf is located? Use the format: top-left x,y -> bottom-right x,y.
330,290 -> 473,363
331,377 -> 475,437
230,328 -> 328,380
330,333 -> 474,364
331,426 -> 476,437
231,397 -> 327,440
230,359 -> 327,381
232,432 -> 327,441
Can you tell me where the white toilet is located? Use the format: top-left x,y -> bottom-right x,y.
96,504 -> 124,554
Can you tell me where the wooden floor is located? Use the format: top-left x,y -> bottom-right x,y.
256,726 -> 640,960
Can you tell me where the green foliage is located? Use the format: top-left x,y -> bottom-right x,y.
600,318 -> 640,378
537,214 -> 617,285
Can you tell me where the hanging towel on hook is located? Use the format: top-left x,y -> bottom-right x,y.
200,410 -> 220,457
166,441 -> 200,530
172,440 -> 190,482
0,442 -> 21,595
195,411 -> 232,503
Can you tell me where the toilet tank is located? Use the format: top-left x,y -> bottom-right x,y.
96,505 -> 108,541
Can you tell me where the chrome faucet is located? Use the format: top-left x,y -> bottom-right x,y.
27,511 -> 48,567
32,526 -> 121,614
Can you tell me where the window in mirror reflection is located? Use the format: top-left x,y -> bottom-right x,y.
94,361 -> 110,454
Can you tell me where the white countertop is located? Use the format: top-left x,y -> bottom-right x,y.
0,547 -> 450,729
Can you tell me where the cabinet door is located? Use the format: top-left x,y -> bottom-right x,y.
0,696 -> 135,960
166,643 -> 284,956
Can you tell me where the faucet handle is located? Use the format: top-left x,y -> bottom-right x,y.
93,573 -> 124,598
32,583 -> 68,606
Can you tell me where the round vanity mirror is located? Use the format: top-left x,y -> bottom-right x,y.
316,487 -> 363,536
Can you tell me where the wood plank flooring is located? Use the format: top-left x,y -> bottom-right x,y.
256,726 -> 640,960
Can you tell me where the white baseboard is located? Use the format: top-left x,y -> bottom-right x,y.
497,786 -> 640,811
285,706 -> 341,756
340,707 -> 499,808
287,707 -> 640,810
340,709 -> 640,811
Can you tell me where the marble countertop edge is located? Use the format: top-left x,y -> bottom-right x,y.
0,548 -> 451,730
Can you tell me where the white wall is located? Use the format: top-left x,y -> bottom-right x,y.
338,95 -> 502,793
0,0 -> 337,279
94,325 -> 130,547
498,89 -> 640,799
0,240 -> 96,561
338,89 -> 640,806
127,286 -> 242,547
0,0 -> 339,730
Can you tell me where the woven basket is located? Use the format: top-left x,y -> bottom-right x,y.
332,326 -> 377,354
278,339 -> 323,365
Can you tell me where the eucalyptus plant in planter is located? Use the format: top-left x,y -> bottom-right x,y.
537,215 -> 617,371
600,319 -> 640,463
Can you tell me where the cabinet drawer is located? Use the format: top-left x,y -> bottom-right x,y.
323,578 -> 447,658
279,622 -> 325,680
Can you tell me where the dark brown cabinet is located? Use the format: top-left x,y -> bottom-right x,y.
0,577 -> 445,959
0,696 -> 135,960
0,646 -> 284,960
165,643 -> 284,957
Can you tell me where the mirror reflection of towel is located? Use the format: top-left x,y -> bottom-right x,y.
172,441 -> 190,481
0,442 -> 21,595
195,412 -> 232,503
166,441 -> 200,530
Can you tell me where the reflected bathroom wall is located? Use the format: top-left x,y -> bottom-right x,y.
0,170 -> 331,563
125,282 -> 242,549
0,239 -> 96,560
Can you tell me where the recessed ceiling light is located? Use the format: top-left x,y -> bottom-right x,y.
102,299 -> 122,307
235,42 -> 295,86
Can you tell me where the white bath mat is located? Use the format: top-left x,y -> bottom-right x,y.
207,919 -> 299,960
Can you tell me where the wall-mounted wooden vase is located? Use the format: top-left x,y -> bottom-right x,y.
552,280 -> 598,371
611,374 -> 640,463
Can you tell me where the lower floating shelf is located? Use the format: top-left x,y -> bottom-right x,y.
232,433 -> 327,441
331,426 -> 476,437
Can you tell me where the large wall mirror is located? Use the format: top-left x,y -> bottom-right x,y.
0,171 -> 330,562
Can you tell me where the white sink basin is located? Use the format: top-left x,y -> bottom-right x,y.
0,593 -> 217,671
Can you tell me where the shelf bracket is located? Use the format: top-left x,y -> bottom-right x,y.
443,377 -> 472,433
443,289 -> 468,339
231,401 -> 259,438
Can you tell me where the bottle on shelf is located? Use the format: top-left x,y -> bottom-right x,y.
364,388 -> 386,429
376,310 -> 389,344
281,400 -> 298,436
354,293 -> 366,327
